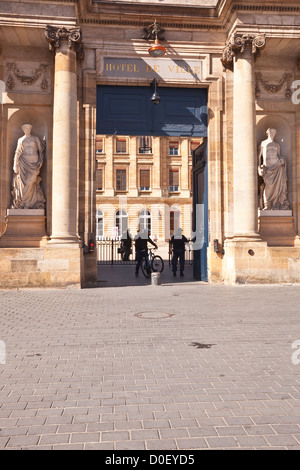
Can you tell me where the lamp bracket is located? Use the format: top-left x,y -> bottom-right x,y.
143,20 -> 165,41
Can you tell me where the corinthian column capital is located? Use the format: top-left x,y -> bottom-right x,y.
45,25 -> 84,60
222,33 -> 266,70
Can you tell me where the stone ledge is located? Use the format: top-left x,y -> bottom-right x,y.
259,210 -> 292,217
7,209 -> 45,216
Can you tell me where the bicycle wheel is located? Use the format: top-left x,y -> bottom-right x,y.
151,255 -> 164,273
141,259 -> 151,278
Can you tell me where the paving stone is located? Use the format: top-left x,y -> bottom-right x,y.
176,437 -> 208,449
206,436 -> 239,449
53,444 -> 84,450
235,436 -> 269,448
70,433 -> 100,443
39,434 -> 70,445
216,426 -> 247,436
188,427 -> 218,437
272,424 -> 300,434
146,439 -> 177,450
6,435 -> 40,448
116,440 -> 146,450
265,435 -> 300,447
101,431 -> 130,442
244,425 -> 276,435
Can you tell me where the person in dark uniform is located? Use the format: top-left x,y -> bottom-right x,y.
120,229 -> 132,261
134,228 -> 157,277
170,228 -> 189,277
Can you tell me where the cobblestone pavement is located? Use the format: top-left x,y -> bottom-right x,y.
1,265 -> 300,450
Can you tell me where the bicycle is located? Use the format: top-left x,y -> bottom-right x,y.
140,248 -> 164,279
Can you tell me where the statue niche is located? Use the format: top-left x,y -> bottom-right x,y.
11,123 -> 46,209
258,128 -> 289,211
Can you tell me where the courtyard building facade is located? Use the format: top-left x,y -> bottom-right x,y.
95,134 -> 197,246
0,0 -> 300,287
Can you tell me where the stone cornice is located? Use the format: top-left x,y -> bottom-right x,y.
234,3 -> 300,13
76,0 -> 300,30
1,1 -> 300,35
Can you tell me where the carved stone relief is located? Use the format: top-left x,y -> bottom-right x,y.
255,72 -> 293,99
5,62 -> 50,93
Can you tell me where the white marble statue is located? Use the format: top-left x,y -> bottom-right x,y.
258,128 -> 289,211
11,124 -> 46,209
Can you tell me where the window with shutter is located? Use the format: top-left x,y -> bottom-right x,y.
96,136 -> 103,153
170,210 -> 180,237
190,140 -> 201,155
116,138 -> 127,153
139,136 -> 152,154
116,169 -> 126,191
115,210 -> 128,237
169,169 -> 179,192
139,210 -> 151,233
96,168 -> 103,190
140,169 -> 150,191
96,210 -> 104,240
169,141 -> 179,156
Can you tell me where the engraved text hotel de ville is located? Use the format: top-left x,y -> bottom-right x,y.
103,58 -> 202,80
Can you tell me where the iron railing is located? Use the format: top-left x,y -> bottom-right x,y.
168,241 -> 193,266
97,238 -> 136,265
97,238 -> 193,266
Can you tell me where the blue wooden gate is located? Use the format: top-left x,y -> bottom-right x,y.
97,85 -> 207,137
192,139 -> 208,281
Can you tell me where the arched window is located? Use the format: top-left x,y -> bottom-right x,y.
96,209 -> 104,240
139,209 -> 151,234
170,210 -> 180,237
115,210 -> 128,237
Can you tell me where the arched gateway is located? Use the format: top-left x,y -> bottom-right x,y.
0,0 -> 300,288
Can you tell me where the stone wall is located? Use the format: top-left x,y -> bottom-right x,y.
0,246 -> 83,289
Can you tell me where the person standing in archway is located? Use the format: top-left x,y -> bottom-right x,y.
134,227 -> 157,277
170,228 -> 189,277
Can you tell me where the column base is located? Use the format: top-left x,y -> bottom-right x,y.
223,238 -> 268,285
223,238 -> 300,285
228,232 -> 262,243
48,236 -> 83,246
0,245 -> 83,289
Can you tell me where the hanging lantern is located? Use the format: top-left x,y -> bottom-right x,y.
148,39 -> 166,57
143,20 -> 166,57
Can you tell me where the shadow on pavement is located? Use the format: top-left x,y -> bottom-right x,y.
97,262 -> 205,288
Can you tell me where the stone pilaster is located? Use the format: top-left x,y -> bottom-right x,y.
222,33 -> 265,240
0,46 -> 5,237
45,26 -> 83,244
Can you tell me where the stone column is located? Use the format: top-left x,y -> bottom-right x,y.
222,33 -> 265,240
45,26 -> 83,243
